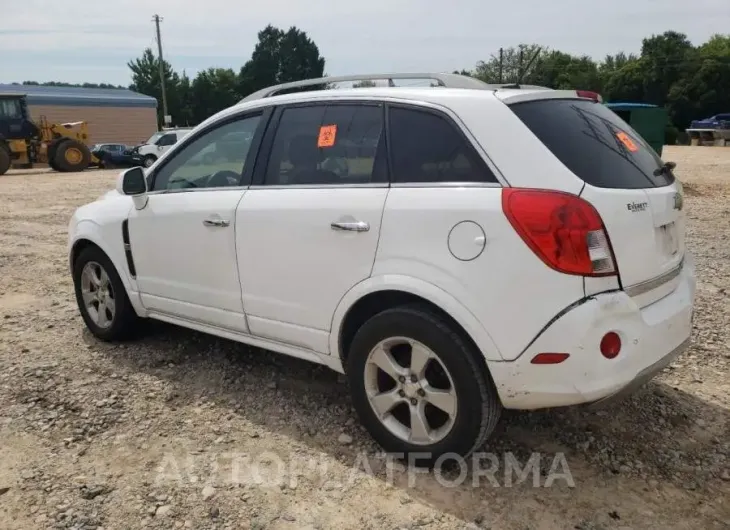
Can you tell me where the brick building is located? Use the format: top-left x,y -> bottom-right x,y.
0,84 -> 158,146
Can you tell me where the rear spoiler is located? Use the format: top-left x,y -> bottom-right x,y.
495,89 -> 604,105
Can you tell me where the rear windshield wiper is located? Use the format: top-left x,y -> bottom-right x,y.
653,161 -> 676,176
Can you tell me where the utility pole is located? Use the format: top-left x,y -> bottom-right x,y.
152,14 -> 169,126
498,48 -> 504,83
519,47 -> 542,84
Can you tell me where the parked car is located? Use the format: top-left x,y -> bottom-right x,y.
67,73 -> 695,463
90,144 -> 135,168
689,113 -> 730,130
131,128 -> 194,168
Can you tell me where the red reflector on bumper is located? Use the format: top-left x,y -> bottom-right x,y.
530,353 -> 570,364
600,332 -> 621,359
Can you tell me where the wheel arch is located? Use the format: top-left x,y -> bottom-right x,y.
69,221 -> 144,315
69,234 -> 127,286
331,276 -> 504,366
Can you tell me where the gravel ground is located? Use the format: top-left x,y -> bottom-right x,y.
0,146 -> 728,530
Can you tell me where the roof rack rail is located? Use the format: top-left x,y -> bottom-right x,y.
240,73 -> 549,103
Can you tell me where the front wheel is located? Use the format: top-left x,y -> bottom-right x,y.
73,246 -> 139,341
54,139 -> 91,172
143,155 -> 157,168
347,305 -> 501,465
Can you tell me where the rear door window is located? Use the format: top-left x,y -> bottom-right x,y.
509,99 -> 672,189
388,106 -> 498,184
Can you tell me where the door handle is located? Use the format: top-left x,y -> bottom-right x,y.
203,218 -> 230,227
331,221 -> 370,232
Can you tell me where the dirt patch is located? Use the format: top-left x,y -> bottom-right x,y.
0,151 -> 728,529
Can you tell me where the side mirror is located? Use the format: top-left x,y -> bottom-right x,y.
158,145 -> 163,150
117,166 -> 147,196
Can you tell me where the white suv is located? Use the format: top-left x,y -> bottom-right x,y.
68,73 -> 696,463
134,128 -> 194,168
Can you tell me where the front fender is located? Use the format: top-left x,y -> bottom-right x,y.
69,220 -> 145,316
330,274 -> 504,362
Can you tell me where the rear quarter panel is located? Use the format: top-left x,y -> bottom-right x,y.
373,186 -> 585,361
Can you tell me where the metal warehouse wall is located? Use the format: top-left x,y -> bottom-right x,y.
27,105 -> 158,146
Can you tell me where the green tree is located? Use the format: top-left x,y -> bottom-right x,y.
530,51 -> 601,90
639,31 -> 695,106
238,25 -> 326,97
473,44 -> 543,83
190,68 -> 240,123
128,48 -> 188,127
21,81 -> 125,89
602,58 -> 646,102
667,38 -> 730,129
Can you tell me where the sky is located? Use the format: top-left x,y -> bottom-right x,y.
1,0 -> 728,87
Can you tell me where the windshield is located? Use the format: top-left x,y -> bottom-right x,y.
144,132 -> 164,145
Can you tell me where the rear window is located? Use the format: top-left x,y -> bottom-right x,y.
510,99 -> 672,189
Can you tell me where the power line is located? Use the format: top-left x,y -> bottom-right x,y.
153,14 -> 169,125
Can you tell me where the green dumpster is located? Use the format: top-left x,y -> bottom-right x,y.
605,103 -> 667,157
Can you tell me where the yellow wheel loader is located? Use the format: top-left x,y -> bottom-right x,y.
0,93 -> 99,176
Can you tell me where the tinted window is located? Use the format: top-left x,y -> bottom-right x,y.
151,115 -> 261,191
510,99 -> 672,189
388,107 -> 497,184
265,104 -> 385,186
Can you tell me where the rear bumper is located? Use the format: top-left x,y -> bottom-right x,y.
488,253 -> 696,410
587,336 -> 689,408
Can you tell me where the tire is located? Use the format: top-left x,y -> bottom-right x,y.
143,155 -> 157,168
54,139 -> 91,172
47,138 -> 63,170
48,144 -> 62,171
98,152 -> 112,169
0,143 -> 10,176
72,245 -> 139,341
347,305 -> 501,466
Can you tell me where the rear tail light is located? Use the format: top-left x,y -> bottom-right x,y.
502,188 -> 618,277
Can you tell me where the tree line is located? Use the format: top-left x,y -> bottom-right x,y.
14,26 -> 730,136
459,31 -> 730,136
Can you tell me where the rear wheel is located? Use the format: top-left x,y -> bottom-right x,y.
54,139 -> 91,172
0,143 -> 10,176
347,305 -> 501,465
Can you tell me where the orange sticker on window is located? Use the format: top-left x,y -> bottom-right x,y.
616,131 -> 638,152
317,124 -> 337,148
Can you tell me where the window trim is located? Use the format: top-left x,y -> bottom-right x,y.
384,102 -> 501,187
147,107 -> 273,193
250,100 -> 389,189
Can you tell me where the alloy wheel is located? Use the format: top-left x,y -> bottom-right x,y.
363,337 -> 457,445
80,261 -> 116,329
